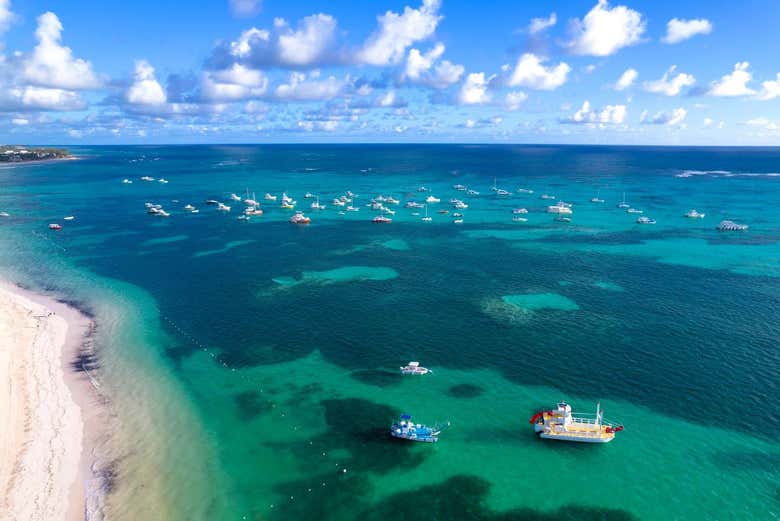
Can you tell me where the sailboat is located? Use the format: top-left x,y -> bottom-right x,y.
421,204 -> 432,222
617,192 -> 630,209
591,189 -> 605,203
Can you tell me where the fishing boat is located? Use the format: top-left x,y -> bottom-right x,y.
717,220 -> 748,231
400,361 -> 430,375
48,223 -> 62,230
617,192 -> 630,209
685,209 -> 705,219
530,402 -> 623,443
372,215 -> 392,223
390,415 -> 445,443
637,216 -> 656,224
289,211 -> 311,224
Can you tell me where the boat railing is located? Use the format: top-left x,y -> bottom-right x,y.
569,413 -> 622,428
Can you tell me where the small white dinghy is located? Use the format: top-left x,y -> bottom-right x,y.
400,361 -> 431,375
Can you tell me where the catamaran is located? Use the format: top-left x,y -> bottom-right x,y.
530,402 -> 623,443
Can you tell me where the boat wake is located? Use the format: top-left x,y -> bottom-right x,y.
676,169 -> 780,178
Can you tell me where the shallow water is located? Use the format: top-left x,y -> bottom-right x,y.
0,145 -> 778,521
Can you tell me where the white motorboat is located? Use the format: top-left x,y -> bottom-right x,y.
140,176 -> 155,182
216,203 -> 231,212
425,195 -> 440,204
158,178 -> 169,184
685,209 -> 705,219
540,194 -> 555,200
626,208 -> 643,214
467,189 -> 480,196
264,193 -> 277,201
400,361 -> 430,375
637,216 -> 656,224
547,203 -> 573,214
122,178 -> 133,184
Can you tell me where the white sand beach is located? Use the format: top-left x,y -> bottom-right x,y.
0,282 -> 98,521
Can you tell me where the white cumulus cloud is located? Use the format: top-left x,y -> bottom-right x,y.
568,0 -> 645,56
756,73 -> 780,101
126,60 -> 167,105
744,117 -> 778,131
643,65 -> 695,96
457,72 -> 492,105
202,63 -> 268,101
14,86 -> 85,111
357,0 -> 442,66
505,91 -> 528,111
403,43 -> 463,88
614,68 -> 637,90
528,13 -> 556,34
274,71 -> 345,101
23,12 -> 101,90
642,107 -> 687,126
508,53 -> 570,91
276,14 -> 337,67
563,100 -> 627,124
707,62 -> 755,97
0,0 -> 13,36
230,0 -> 261,18
662,18 -> 712,44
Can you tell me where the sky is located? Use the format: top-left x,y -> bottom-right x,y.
1,0 -> 779,145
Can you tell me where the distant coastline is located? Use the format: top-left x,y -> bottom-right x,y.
0,145 -> 72,163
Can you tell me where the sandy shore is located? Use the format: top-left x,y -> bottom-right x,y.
0,281 -> 102,521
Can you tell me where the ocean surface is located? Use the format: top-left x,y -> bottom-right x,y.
0,145 -> 778,520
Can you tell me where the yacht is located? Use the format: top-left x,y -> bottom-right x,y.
158,178 -> 169,184
685,209 -> 705,219
517,188 -> 534,194
183,204 -> 196,212
637,216 -> 656,224
512,208 -> 528,214
230,193 -> 242,202
304,192 -> 314,199
547,203 -> 573,215
540,194 -> 555,200
264,193 -> 277,201
205,199 -> 219,205
140,176 -> 155,182
453,218 -> 464,224
216,203 -> 231,212
289,211 -> 311,224
617,192 -> 630,209
63,216 -> 75,221
372,215 -> 392,223
245,207 -> 263,216
466,189 -> 480,196
425,195 -> 440,204
122,178 -> 133,184
512,216 -> 528,222
453,184 -> 467,191
48,223 -> 62,230
400,361 -> 430,375
530,402 -> 623,443
454,201 -> 468,209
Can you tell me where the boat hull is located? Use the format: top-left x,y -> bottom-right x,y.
538,432 -> 614,443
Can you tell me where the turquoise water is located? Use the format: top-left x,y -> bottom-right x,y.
0,145 -> 778,520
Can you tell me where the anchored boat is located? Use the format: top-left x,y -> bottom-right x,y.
530,402 -> 623,443
390,414 -> 446,443
400,361 -> 430,375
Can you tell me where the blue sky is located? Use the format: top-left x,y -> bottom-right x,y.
1,0 -> 779,145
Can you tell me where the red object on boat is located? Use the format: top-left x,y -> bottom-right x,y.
48,223 -> 62,231
528,411 -> 551,424
605,425 -> 624,433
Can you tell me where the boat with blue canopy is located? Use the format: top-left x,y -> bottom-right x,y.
390,414 -> 447,443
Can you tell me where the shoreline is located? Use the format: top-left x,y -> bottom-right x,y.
0,280 -> 107,521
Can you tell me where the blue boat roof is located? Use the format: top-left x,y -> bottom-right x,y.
400,414 -> 412,419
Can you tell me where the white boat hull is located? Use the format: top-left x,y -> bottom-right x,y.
538,432 -> 614,443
